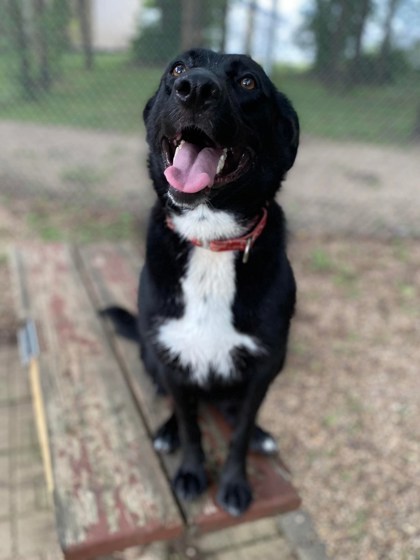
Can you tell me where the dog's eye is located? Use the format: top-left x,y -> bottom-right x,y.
240,76 -> 256,90
172,63 -> 186,77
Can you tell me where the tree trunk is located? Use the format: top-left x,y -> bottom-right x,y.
181,0 -> 203,51
377,0 -> 400,83
326,0 -> 352,86
244,0 -> 257,56
311,0 -> 349,86
219,0 -> 229,53
353,0 -> 370,61
77,0 -> 93,71
33,0 -> 51,91
264,0 -> 279,76
347,0 -> 371,84
8,0 -> 37,99
412,102 -> 420,142
312,0 -> 331,78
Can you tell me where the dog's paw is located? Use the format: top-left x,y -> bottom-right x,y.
250,425 -> 278,455
153,417 -> 180,454
216,478 -> 253,517
173,465 -> 208,501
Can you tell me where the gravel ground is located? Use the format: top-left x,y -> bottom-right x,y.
0,121 -> 419,239
262,236 -> 420,560
0,122 -> 419,559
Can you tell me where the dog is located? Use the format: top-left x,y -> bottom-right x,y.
114,48 -> 299,517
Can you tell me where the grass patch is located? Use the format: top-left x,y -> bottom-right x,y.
392,239 -> 410,262
398,283 -> 416,299
0,52 -> 161,133
61,164 -> 110,187
310,248 -> 335,272
76,211 -> 135,243
0,51 -> 418,144
26,200 -> 137,244
349,509 -> 369,541
309,247 -> 358,295
273,69 -> 419,145
322,412 -> 341,428
27,212 -> 63,242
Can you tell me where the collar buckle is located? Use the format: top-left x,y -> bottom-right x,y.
242,237 -> 253,264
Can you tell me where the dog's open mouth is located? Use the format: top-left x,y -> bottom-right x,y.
162,127 -> 253,194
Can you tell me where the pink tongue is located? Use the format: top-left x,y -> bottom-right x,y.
164,142 -> 223,193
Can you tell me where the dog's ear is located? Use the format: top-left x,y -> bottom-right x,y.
275,92 -> 299,171
143,93 -> 157,125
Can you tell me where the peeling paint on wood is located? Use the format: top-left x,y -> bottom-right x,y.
12,244 -> 183,560
11,242 -> 301,560
79,243 -> 301,531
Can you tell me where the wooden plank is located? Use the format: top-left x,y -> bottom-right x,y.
10,244 -> 184,560
76,243 -> 168,434
78,243 -> 301,532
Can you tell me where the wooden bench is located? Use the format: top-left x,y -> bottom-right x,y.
10,243 -> 301,560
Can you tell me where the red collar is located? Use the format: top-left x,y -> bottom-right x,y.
166,207 -> 268,263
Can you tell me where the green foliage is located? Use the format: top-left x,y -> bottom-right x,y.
1,0 -> 70,99
300,0 -> 374,82
40,0 -> 71,78
131,0 -> 182,65
0,51 -> 418,145
299,0 -> 414,88
0,53 -> 162,132
274,67 -> 419,144
132,24 -> 181,65
348,49 -> 412,85
131,0 -> 228,65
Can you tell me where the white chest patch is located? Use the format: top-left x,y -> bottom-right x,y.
156,246 -> 260,385
170,204 -> 249,244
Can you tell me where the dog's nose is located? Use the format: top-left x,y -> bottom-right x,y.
174,69 -> 221,109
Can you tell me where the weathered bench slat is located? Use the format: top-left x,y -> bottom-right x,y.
78,243 -> 301,532
10,244 -> 183,560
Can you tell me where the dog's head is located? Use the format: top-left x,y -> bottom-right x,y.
144,48 -> 299,215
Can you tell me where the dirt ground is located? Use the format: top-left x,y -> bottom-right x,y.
0,122 -> 419,559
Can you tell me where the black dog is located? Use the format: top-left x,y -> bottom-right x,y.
132,48 -> 298,516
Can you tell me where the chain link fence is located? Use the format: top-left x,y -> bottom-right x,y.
0,0 -> 419,244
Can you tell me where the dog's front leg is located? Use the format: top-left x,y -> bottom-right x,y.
168,382 -> 208,501
216,372 -> 274,516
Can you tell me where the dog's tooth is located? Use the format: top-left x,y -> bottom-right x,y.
216,149 -> 227,174
174,140 -> 185,158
